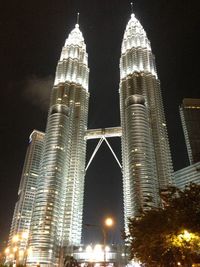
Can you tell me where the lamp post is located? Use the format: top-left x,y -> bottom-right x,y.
85,217 -> 114,267
103,217 -> 114,267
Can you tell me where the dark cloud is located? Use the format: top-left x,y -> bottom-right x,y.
23,76 -> 53,111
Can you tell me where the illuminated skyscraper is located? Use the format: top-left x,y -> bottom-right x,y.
27,23 -> 89,266
173,99 -> 200,191
180,98 -> 200,164
7,130 -> 44,258
119,13 -> 173,229
174,162 -> 200,190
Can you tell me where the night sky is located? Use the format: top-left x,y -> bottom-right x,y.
0,0 -> 200,246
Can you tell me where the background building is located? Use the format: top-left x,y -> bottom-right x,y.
174,162 -> 200,190
173,99 -> 200,189
180,98 -> 200,164
6,130 -> 44,263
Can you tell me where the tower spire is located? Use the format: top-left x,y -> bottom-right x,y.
130,2 -> 134,14
77,12 -> 80,25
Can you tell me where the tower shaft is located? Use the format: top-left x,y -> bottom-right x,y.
120,14 -> 173,228
6,131 -> 44,265
27,24 -> 89,266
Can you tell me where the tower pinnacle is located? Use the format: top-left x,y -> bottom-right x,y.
130,2 -> 134,14
77,12 -> 80,25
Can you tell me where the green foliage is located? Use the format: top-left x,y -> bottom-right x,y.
125,183 -> 200,267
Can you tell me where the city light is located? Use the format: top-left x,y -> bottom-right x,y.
5,232 -> 32,266
176,229 -> 197,244
21,231 -> 29,239
5,247 -> 10,255
27,247 -> 32,256
13,246 -> 18,253
104,217 -> 114,227
181,230 -> 192,241
84,244 -> 111,262
12,235 -> 19,243
18,250 -> 24,257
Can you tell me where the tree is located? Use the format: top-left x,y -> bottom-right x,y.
64,255 -> 79,267
125,183 -> 200,267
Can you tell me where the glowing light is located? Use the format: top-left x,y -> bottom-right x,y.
18,250 -> 24,257
84,244 -> 110,262
105,246 -> 110,252
94,244 -> 102,251
86,245 -> 92,253
182,230 -> 192,241
85,245 -> 93,262
22,231 -> 28,239
135,163 -> 142,167
104,217 -> 114,227
12,235 -> 19,243
27,247 -> 32,256
13,246 -> 18,252
129,260 -> 141,267
93,244 -> 103,261
5,247 -> 10,254
169,229 -> 200,250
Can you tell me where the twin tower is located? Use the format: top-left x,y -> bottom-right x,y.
24,12 -> 173,266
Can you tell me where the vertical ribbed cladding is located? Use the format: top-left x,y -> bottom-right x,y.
6,131 -> 44,266
61,83 -> 89,248
28,104 -> 71,266
124,95 -> 158,225
120,13 -> 173,230
54,24 -> 89,247
54,24 -> 89,91
28,23 -> 89,266
179,106 -> 193,165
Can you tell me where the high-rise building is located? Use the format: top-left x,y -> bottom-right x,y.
7,130 -> 44,262
173,99 -> 200,190
174,162 -> 200,190
180,98 -> 200,164
119,13 -> 173,229
27,23 -> 89,266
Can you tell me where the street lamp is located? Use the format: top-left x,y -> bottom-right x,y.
102,217 -> 114,267
104,218 -> 114,227
84,217 -> 114,267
